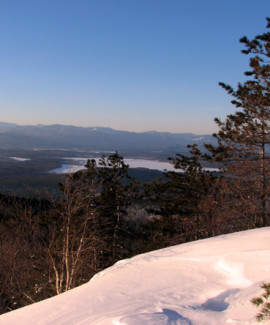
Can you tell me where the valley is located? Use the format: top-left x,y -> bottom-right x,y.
0,148 -> 167,197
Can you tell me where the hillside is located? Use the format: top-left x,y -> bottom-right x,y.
0,122 -> 214,154
0,227 -> 269,324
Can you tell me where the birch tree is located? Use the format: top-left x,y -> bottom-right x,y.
48,159 -> 104,295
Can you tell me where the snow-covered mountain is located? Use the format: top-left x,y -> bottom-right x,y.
1,227 -> 269,325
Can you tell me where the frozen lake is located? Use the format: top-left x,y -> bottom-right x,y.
48,158 -> 177,173
48,157 -> 218,174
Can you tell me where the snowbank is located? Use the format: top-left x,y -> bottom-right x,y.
1,227 -> 269,324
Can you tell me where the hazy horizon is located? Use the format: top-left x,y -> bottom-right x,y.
0,120 -> 214,135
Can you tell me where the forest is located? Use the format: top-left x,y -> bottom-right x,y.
0,18 -> 270,317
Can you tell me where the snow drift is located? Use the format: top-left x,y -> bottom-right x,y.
1,227 -> 270,325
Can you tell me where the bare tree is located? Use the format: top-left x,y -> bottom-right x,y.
46,159 -> 105,295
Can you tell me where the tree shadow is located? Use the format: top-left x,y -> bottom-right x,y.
159,308 -> 192,324
201,288 -> 240,312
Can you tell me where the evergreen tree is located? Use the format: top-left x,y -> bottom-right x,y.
97,152 -> 136,259
47,153 -> 139,294
251,282 -> 270,322
204,18 -> 270,227
145,145 -> 216,245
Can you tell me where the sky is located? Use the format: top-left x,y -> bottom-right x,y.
0,0 -> 270,134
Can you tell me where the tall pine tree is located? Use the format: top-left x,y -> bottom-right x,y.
205,18 -> 270,226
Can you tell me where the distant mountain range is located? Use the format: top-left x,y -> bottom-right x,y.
0,122 -> 215,155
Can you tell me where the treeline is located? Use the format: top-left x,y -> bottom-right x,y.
1,17 -> 270,316
0,151 -> 247,314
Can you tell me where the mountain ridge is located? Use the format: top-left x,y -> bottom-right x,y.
0,122 -> 215,152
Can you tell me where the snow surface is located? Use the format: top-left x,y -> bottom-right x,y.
1,228 -> 270,325
9,157 -> 31,162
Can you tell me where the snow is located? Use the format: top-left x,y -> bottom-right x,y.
9,157 -> 31,162
1,227 -> 270,325
48,164 -> 84,174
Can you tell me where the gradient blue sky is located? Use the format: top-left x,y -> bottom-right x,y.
1,0 -> 270,134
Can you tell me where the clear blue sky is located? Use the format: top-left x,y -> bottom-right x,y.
1,0 -> 269,134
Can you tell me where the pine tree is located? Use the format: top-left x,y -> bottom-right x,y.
145,145 -> 216,244
47,153 -> 138,294
97,152 -> 136,259
251,282 -> 270,322
204,18 -> 270,227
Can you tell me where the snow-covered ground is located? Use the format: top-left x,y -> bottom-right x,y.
1,228 -> 269,325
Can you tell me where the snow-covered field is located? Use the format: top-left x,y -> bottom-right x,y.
1,227 -> 269,325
